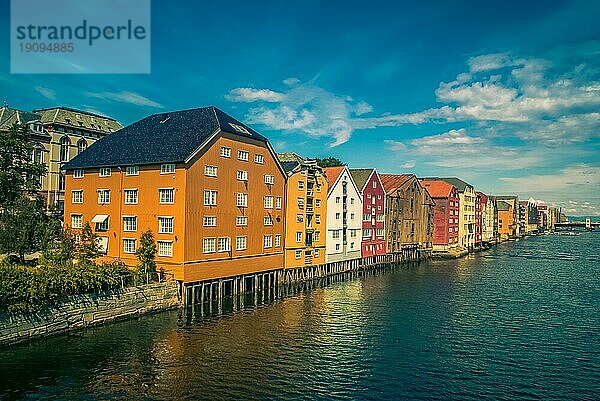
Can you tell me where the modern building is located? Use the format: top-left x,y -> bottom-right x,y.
419,179 -> 459,253
0,105 -> 122,212
278,152 -> 328,268
497,200 -> 516,240
63,106 -> 286,284
380,174 -> 434,254
322,166 -> 363,262
519,200 -> 539,234
349,168 -> 386,258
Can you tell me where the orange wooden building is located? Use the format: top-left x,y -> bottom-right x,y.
62,106 -> 286,284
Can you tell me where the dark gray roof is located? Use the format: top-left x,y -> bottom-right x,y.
280,161 -> 300,173
0,106 -> 42,130
63,106 -> 269,170
349,168 -> 374,191
421,177 -> 473,192
497,200 -> 512,211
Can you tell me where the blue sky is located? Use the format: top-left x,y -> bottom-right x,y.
2,0 -> 599,215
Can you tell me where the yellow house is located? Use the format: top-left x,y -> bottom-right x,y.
278,153 -> 328,268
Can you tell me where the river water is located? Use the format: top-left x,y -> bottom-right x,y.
1,232 -> 599,400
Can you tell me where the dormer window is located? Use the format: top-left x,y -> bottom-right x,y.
229,123 -> 250,134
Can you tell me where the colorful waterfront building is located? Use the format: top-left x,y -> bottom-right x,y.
278,152 -> 328,268
496,196 -> 520,237
323,166 -> 363,262
519,199 -> 539,234
475,192 -> 483,246
0,105 -> 122,213
419,179 -> 459,253
497,200 -> 516,240
478,192 -> 496,244
63,106 -> 286,284
380,174 -> 434,254
349,169 -> 386,258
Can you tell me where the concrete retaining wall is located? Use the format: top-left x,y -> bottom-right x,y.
0,281 -> 180,347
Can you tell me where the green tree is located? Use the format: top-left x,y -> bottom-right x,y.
75,223 -> 100,262
316,157 -> 345,168
0,197 -> 48,263
0,123 -> 47,209
40,219 -> 76,266
136,230 -> 157,282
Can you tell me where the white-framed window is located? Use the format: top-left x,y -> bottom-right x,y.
297,214 -> 303,223
71,214 -> 82,229
335,243 -> 340,251
99,167 -> 111,177
373,181 -> 377,188
315,214 -> 321,223
159,188 -> 174,204
264,216 -> 273,226
203,238 -> 216,253
264,196 -> 273,209
237,170 -> 248,181
274,234 -> 281,247
363,229 -> 372,238
204,165 -> 218,177
124,189 -> 138,204
73,169 -> 84,179
236,216 -> 248,226
220,146 -> 231,158
264,235 -> 273,248
295,250 -> 302,259
254,154 -> 264,164
123,216 -> 137,232
238,150 -> 249,161
123,238 -> 136,254
314,231 -> 320,241
158,241 -> 173,257
296,231 -> 302,243
72,190 -> 83,204
125,166 -> 139,176
264,175 -> 274,185
203,216 -> 217,227
364,213 -> 371,221
217,237 -> 231,252
97,189 -> 110,204
236,236 -> 247,251
203,190 -> 217,206
275,197 -> 282,209
336,212 -> 340,220
158,216 -> 174,234
297,197 -> 304,207
332,230 -> 340,239
315,199 -> 321,207
237,193 -> 248,207
298,181 -> 304,190
350,229 -> 357,238
376,214 -> 384,222
316,184 -> 321,192
335,197 -> 340,203
161,164 -> 175,174
95,216 -> 109,232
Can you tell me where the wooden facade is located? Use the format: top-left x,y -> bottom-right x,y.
349,169 -> 386,258
419,179 -> 459,251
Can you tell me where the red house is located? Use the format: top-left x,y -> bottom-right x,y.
419,179 -> 459,252
349,168 -> 386,258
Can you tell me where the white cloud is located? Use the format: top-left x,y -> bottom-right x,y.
383,139 -> 406,151
355,101 -> 373,116
34,86 -> 56,100
410,128 -> 484,146
225,87 -> 286,102
401,161 -> 416,168
86,91 -> 163,108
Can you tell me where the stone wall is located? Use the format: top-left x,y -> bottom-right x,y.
0,281 -> 181,347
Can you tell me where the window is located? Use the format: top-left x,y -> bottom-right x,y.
77,139 -> 87,155
363,229 -> 372,238
204,190 -> 217,206
335,244 -> 340,251
297,197 -> 304,207
350,229 -> 357,238
364,213 -> 371,221
264,175 -> 274,185
376,214 -> 384,222
71,214 -> 82,229
298,181 -> 304,190
336,212 -> 340,220
296,232 -> 302,243
274,234 -> 281,247
123,238 -> 136,254
315,249 -> 320,258
97,189 -> 110,204
58,174 -> 65,191
229,123 -> 250,134
315,199 -> 321,207
316,184 -> 321,192
237,193 -> 248,207
238,150 -> 249,161
124,189 -> 138,204
314,231 -> 320,241
126,166 -> 139,176
254,154 -> 264,164
161,164 -> 175,174
373,181 -> 377,188
350,213 -> 355,220
203,216 -> 217,227
204,165 -> 218,177
316,214 -> 321,224
264,196 -> 274,209
73,169 -> 84,179
203,238 -> 216,253
236,236 -> 247,251
350,242 -> 355,249
297,214 -> 303,223
158,217 -> 174,234
332,230 -> 340,239
336,197 -> 340,204
158,241 -> 173,257
350,198 -> 355,204
237,170 -> 248,181
99,167 -> 111,177
295,250 -> 302,259
159,188 -> 174,204
264,216 -> 273,226
60,136 -> 70,161
123,216 -> 137,232
220,146 -> 231,158
72,190 -> 83,204
236,216 -> 248,226
264,235 -> 273,248
218,237 -> 231,252
275,197 -> 282,209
